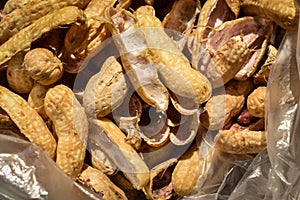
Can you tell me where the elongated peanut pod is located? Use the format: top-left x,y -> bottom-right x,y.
135,8 -> 212,104
0,0 -> 90,44
106,7 -> 169,111
240,0 -> 297,30
215,129 -> 267,154
78,166 -> 128,200
83,56 -> 128,118
89,118 -> 150,190
0,85 -> 56,158
3,0 -> 33,14
0,6 -> 86,66
172,146 -> 204,196
44,84 -> 88,180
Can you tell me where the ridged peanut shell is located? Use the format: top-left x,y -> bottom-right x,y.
83,56 -> 128,118
44,84 -> 88,180
0,85 -> 56,158
215,129 -> 267,154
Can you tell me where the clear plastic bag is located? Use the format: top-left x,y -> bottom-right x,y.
0,134 -> 102,200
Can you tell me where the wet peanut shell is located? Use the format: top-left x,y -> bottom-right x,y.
44,84 -> 88,180
172,145 -> 204,196
0,85 -> 56,158
89,118 -> 150,190
247,86 -> 266,118
6,51 -> 34,94
240,0 -> 298,30
135,10 -> 212,104
83,56 -> 128,118
206,35 -> 250,88
200,94 -> 245,130
24,48 -> 64,85
215,129 -> 267,154
78,165 -> 128,200
0,0 -> 90,44
0,6 -> 86,66
106,7 -> 169,112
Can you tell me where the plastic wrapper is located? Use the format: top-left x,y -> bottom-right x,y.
0,134 -> 103,200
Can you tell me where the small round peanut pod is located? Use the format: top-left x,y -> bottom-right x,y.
24,48 -> 63,85
6,52 -> 34,94
247,86 -> 266,118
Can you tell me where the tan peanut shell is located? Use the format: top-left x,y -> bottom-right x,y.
253,45 -> 277,85
0,0 -> 90,44
44,84 -> 88,180
172,145 -> 203,196
0,6 -> 86,66
90,118 -> 150,190
83,56 -> 128,118
206,35 -> 250,88
240,0 -> 297,30
224,78 -> 254,97
135,8 -> 212,104
247,86 -> 266,118
106,7 -> 170,111
200,94 -> 245,130
0,85 -> 56,158
27,83 -> 49,119
78,165 -> 128,200
91,149 -> 118,176
215,129 -> 267,154
62,0 -> 116,73
3,0 -> 33,14
6,51 -> 34,94
23,48 -> 63,85
143,158 -> 177,200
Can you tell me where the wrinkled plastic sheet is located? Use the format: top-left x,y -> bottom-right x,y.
0,134 -> 102,200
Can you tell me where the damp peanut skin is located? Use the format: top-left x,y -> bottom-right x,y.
23,48 -> 63,85
247,86 -> 266,118
78,166 -> 128,200
0,0 -> 90,44
0,85 -> 56,158
215,129 -> 267,154
6,52 -> 34,94
83,56 -> 128,118
44,84 -> 88,180
135,8 -> 212,104
0,6 -> 86,66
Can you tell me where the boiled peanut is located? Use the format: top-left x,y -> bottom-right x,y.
0,85 -> 56,158
247,86 -> 266,118
0,6 -> 86,66
6,51 -> 34,94
215,129 -> 267,154
78,165 -> 128,200
44,84 -> 88,180
27,83 -> 49,119
83,56 -> 128,118
200,94 -> 244,130
0,0 -> 90,44
135,6 -> 212,104
24,48 -> 63,85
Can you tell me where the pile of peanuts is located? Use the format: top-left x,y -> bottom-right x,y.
0,0 -> 297,199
